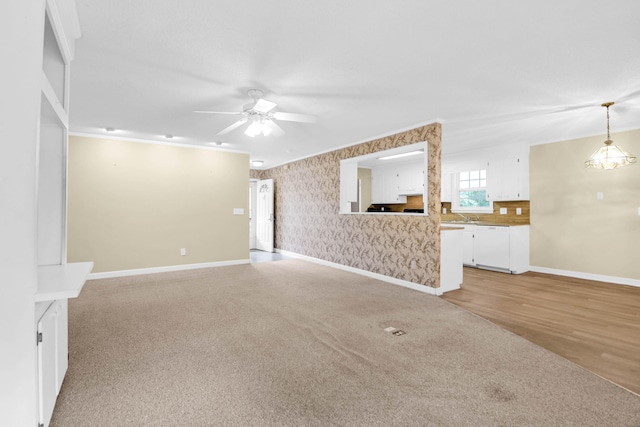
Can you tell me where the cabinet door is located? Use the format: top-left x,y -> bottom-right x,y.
371,172 -> 384,203
38,305 -> 58,427
462,230 -> 475,265
474,226 -> 510,270
441,173 -> 453,203
398,164 -> 424,195
486,147 -> 529,201
485,159 -> 502,201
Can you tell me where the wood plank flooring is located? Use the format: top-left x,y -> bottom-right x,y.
441,267 -> 640,396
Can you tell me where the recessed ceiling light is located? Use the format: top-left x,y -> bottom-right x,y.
210,141 -> 223,146
165,134 -> 173,139
251,160 -> 264,167
105,127 -> 115,132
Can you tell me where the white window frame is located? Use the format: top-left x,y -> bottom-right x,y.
451,169 -> 493,213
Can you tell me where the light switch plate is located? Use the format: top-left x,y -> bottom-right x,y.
597,192 -> 604,200
499,207 -> 507,215
233,208 -> 244,215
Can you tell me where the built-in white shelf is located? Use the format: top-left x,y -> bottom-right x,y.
36,262 -> 94,302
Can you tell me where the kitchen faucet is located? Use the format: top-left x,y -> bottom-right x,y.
456,213 -> 471,222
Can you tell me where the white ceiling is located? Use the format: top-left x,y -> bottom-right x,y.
70,0 -> 640,168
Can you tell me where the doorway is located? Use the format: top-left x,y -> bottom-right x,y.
249,178 -> 275,254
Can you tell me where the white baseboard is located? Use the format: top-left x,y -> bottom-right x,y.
276,249 -> 439,296
529,266 -> 640,288
88,259 -> 250,280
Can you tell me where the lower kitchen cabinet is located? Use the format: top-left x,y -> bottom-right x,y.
440,228 -> 463,293
36,299 -> 68,427
461,225 -> 476,266
459,224 -> 529,273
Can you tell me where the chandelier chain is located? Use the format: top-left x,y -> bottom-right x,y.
606,104 -> 610,140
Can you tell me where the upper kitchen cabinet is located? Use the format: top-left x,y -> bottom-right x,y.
398,163 -> 424,196
371,166 -> 408,204
485,143 -> 530,201
441,173 -> 453,203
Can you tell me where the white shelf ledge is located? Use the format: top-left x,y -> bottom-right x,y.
36,261 -> 94,302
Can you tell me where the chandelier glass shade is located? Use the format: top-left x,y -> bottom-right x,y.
585,102 -> 636,169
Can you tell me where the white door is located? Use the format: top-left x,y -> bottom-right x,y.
249,181 -> 257,249
256,179 -> 274,252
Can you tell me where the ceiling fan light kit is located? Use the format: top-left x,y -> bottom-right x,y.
585,102 -> 637,170
194,89 -> 316,137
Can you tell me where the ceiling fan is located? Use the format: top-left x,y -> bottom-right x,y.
194,89 -> 317,137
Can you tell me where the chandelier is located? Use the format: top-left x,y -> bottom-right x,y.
585,102 -> 636,169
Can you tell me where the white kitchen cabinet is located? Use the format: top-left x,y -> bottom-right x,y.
37,300 -> 68,427
461,225 -> 475,266
474,226 -> 511,271
441,173 -> 453,203
440,228 -> 463,293
371,167 -> 407,204
485,144 -> 529,201
398,163 -> 424,195
508,225 -> 530,274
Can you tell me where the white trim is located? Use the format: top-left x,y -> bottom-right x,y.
529,266 -> 640,288
41,71 -> 68,128
45,0 -> 72,63
275,249 -> 440,296
88,259 -> 250,280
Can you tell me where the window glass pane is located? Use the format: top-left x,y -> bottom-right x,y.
460,181 -> 469,189
470,179 -> 480,188
480,170 -> 486,179
470,170 -> 479,180
460,171 -> 469,181
480,179 -> 486,187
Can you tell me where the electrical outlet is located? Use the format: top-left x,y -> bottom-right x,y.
180,248 -> 186,256
410,260 -> 417,269
597,192 -> 604,200
442,207 -> 447,214
499,207 -> 507,215
516,208 -> 522,215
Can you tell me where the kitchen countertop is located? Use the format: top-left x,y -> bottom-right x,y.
441,226 -> 465,231
441,221 -> 529,227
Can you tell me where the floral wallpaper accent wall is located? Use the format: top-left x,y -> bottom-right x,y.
253,123 -> 442,288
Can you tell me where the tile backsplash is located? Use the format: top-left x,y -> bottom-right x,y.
440,200 -> 530,225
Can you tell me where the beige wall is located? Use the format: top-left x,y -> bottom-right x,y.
255,123 -> 442,288
67,136 -> 249,273
530,128 -> 640,280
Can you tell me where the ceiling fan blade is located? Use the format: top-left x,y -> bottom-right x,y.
264,119 -> 285,136
193,110 -> 243,115
216,118 -> 248,135
253,99 -> 277,113
272,111 -> 317,123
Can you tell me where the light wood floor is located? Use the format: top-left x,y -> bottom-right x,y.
442,267 -> 640,396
